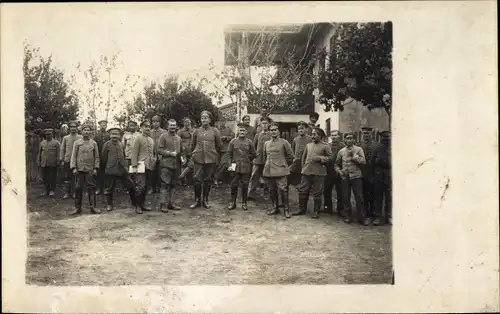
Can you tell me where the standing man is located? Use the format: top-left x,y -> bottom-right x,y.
101,126 -> 137,211
289,121 -> 312,188
359,127 -> 378,225
253,109 -> 270,133
60,121 -> 82,199
93,119 -> 110,195
305,112 -> 320,136
131,120 -> 155,214
70,124 -> 100,215
37,128 -> 60,197
122,120 -> 139,169
247,116 -> 272,200
177,117 -> 194,186
334,132 -> 366,224
189,111 -> 222,209
157,119 -> 183,212
262,122 -> 294,218
241,115 -> 256,141
149,115 -> 167,194
372,131 -> 392,226
323,129 -> 345,215
214,122 -> 235,185
295,127 -> 333,218
226,123 -> 256,211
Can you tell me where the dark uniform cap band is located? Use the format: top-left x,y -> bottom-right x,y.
140,120 -> 150,127
361,127 -> 373,131
108,127 -> 121,133
68,121 -> 78,127
98,120 -> 108,124
44,128 -> 53,134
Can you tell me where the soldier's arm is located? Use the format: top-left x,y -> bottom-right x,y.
252,133 -> 259,150
55,140 -> 61,163
353,147 -> 366,165
190,129 -> 198,153
157,134 -> 168,157
37,141 -> 43,166
226,139 -> 234,161
249,139 -> 257,161
101,142 -> 109,168
60,137 -> 66,162
284,141 -> 294,165
131,137 -> 140,167
214,128 -> 222,154
122,134 -> 127,148
320,144 -> 333,164
291,138 -> 297,156
334,149 -> 343,173
93,141 -> 100,169
70,141 -> 79,170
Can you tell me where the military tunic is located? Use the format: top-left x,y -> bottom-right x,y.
191,126 -> 222,183
360,140 -> 378,217
149,127 -> 167,192
324,141 -> 346,213
248,131 -> 272,196
289,134 -> 313,186
298,141 -> 333,199
372,143 -> 392,221
262,138 -> 294,192
60,133 -> 83,194
94,130 -> 111,191
214,127 -> 236,181
157,132 -> 182,185
226,137 -> 256,188
101,140 -> 135,200
38,139 -> 61,193
131,134 -> 155,199
70,138 -> 100,207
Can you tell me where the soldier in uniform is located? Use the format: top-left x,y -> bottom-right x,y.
93,119 -> 110,195
101,126 -> 136,211
149,115 -> 167,194
247,116 -> 272,200
189,111 -> 222,209
214,122 -> 235,185
295,127 -> 333,218
289,121 -> 312,188
359,126 -> 379,225
226,123 -> 256,211
157,119 -> 184,212
131,120 -> 156,214
323,129 -> 345,215
372,131 -> 392,226
122,120 -> 139,169
177,117 -> 194,186
334,132 -> 366,224
70,123 -> 100,215
262,122 -> 294,218
60,121 -> 82,199
37,128 -> 60,197
241,115 -> 256,141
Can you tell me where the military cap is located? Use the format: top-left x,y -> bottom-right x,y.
98,119 -> 108,124
313,127 -> 326,138
361,127 -> 373,132
68,121 -> 78,127
140,120 -> 151,127
379,131 -> 391,138
237,122 -> 247,128
107,126 -> 122,133
200,110 -> 212,118
309,112 -> 319,119
44,128 -> 53,134
297,121 -> 308,127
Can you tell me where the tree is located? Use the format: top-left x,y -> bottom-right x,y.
125,75 -> 220,126
24,44 -> 80,132
317,22 -> 393,127
203,25 -> 319,121
74,51 -> 140,127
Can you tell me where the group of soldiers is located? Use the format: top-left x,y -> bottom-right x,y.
36,110 -> 391,226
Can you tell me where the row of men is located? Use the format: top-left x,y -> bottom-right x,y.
36,111 -> 391,225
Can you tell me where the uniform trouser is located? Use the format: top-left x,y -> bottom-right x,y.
96,167 -> 105,191
63,162 -> 76,194
42,166 -> 57,193
363,177 -> 375,218
298,174 -> 325,202
324,173 -> 344,212
231,172 -> 250,202
159,167 -> 179,205
193,163 -> 215,199
104,173 -> 136,206
342,177 -> 365,220
248,164 -> 264,195
74,171 -> 96,207
214,151 -> 231,181
148,160 -> 161,192
373,181 -> 392,220
134,170 -> 152,206
263,176 -> 288,206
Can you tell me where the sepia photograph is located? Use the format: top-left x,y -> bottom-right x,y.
24,18 -> 393,285
2,2 -> 498,313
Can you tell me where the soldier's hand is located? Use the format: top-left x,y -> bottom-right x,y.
93,169 -> 97,175
72,168 -> 78,175
170,151 -> 177,157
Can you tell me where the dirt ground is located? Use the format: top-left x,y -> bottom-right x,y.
26,182 -> 392,285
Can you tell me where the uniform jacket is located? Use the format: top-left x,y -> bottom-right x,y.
131,134 -> 156,170
253,131 -> 272,165
360,140 -> 379,181
290,134 -> 312,173
122,131 -> 140,159
326,141 -> 346,175
191,126 -> 222,164
219,127 -> 235,152
101,140 -> 128,176
151,127 -> 167,157
262,138 -> 294,178
158,132 -> 182,169
38,139 -> 60,167
70,139 -> 100,172
177,127 -> 194,155
227,137 -> 256,174
301,141 -> 333,176
94,130 -> 111,154
60,134 -> 83,163
371,143 -> 391,184
334,145 -> 366,180
244,125 -> 256,141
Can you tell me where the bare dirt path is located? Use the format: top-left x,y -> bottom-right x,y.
26,183 -> 392,285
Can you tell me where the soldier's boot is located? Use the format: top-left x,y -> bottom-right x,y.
106,194 -> 114,212
128,188 -> 137,208
241,184 -> 249,211
227,186 -> 238,210
202,182 -> 211,209
70,192 -> 82,215
62,193 -> 70,199
267,190 -> 280,215
95,188 -> 102,195
373,217 -> 382,226
140,191 -> 151,211
167,188 -> 182,211
89,189 -> 101,214
190,183 -> 202,209
282,191 -> 291,218
135,191 -> 144,214
311,198 -> 321,219
292,194 -> 308,216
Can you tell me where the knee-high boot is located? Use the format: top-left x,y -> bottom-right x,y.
202,182 -> 211,209
106,193 -> 114,211
282,190 -> 291,218
241,183 -> 249,211
267,189 -> 280,215
227,186 -> 238,210
190,183 -> 202,209
89,188 -> 101,214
